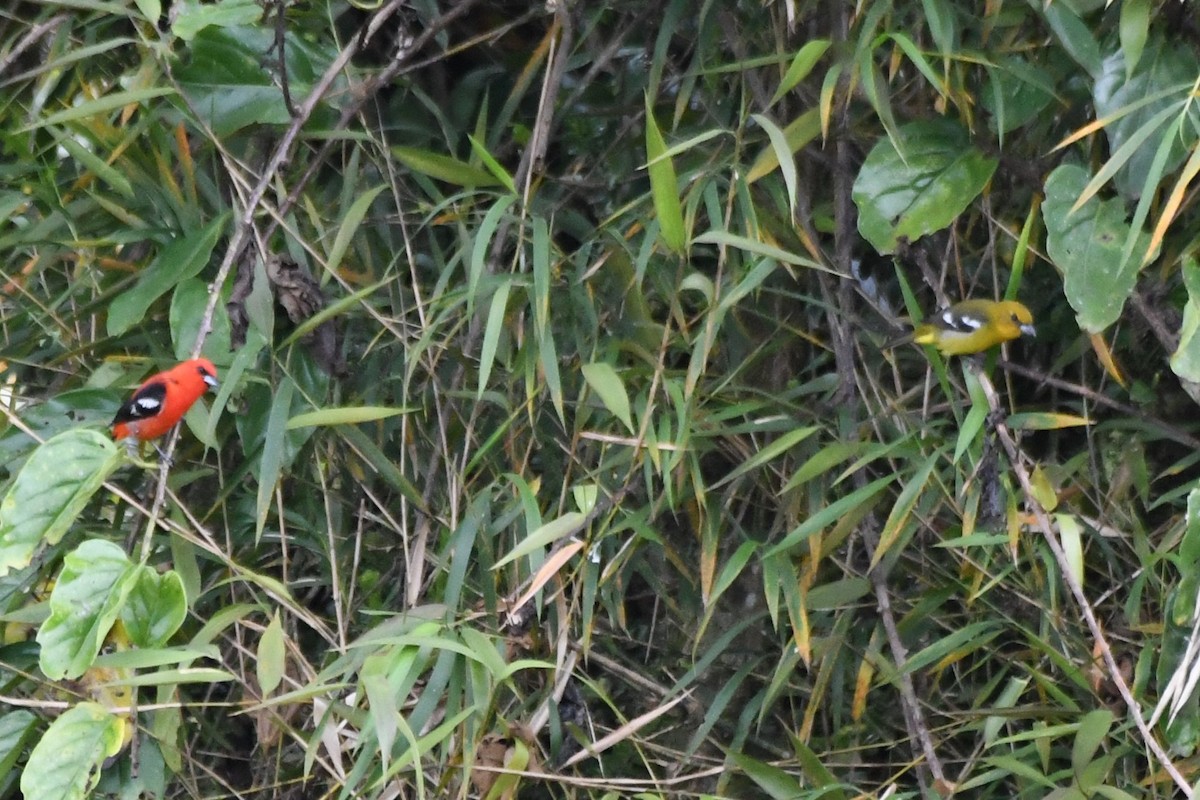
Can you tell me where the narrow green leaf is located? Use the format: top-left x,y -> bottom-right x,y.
581,362 -> 635,434
327,184 -> 387,273
255,377 -> 295,543
468,134 -> 517,194
644,97 -> 686,253
493,512 -> 586,570
19,87 -> 176,132
392,146 -> 501,187
257,611 -> 286,696
768,40 -> 832,107
477,277 -> 512,399
713,426 -> 818,489
287,406 -> 410,429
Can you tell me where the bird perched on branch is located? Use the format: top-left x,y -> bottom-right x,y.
111,358 -> 219,442
885,299 -> 1035,356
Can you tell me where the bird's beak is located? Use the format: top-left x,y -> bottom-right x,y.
1021,324 -> 1036,337
204,375 -> 219,389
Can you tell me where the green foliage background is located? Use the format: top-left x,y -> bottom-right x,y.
3,0 -> 1200,798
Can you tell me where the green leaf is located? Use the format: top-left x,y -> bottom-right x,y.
108,214 -> 228,336
1071,709 -> 1114,773
768,40 -> 831,107
1041,1 -> 1101,79
287,406 -> 410,429
21,703 -> 125,800
255,377 -> 295,543
478,277 -> 512,400
644,97 -> 686,253
0,430 -> 121,577
327,185 -> 387,274
903,621 -> 1001,675
170,277 -> 232,366
37,540 -> 135,680
746,108 -> 822,184
392,146 -> 502,188
1172,257 -> 1200,382
175,27 -> 333,136
1119,0 -> 1151,78
728,751 -> 804,799
1043,163 -> 1153,332
122,567 -> 187,648
1093,39 -> 1200,201
0,711 -> 36,785
19,87 -> 176,132
257,611 -> 286,696
468,134 -> 517,194
493,512 -> 586,570
170,0 -> 264,41
581,362 -> 635,434
852,119 -> 997,254
1056,513 -> 1085,587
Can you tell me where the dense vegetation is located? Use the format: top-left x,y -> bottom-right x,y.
3,0 -> 1200,797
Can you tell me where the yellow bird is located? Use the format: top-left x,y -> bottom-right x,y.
887,299 -> 1036,356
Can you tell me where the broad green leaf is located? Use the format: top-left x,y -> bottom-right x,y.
644,98 -> 686,253
0,711 -> 36,784
581,362 -> 635,434
493,512 -> 586,570
37,540 -> 135,680
1182,489 -> 1200,571
287,406 -> 410,429
175,27 -> 334,136
257,611 -> 285,696
108,214 -> 228,336
0,430 -> 121,576
1093,39 -> 1199,200
21,703 -> 124,800
170,0 -> 263,40
852,119 -> 997,254
122,567 -> 187,648
170,276 -> 232,366
1043,163 -> 1153,332
392,146 -> 501,187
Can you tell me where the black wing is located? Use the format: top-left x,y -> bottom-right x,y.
111,380 -> 167,425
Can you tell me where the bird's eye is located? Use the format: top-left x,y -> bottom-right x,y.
1010,313 -> 1020,323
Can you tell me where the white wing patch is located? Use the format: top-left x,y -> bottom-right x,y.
942,309 -> 983,332
134,396 -> 162,414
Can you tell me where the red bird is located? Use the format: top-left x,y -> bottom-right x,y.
111,358 -> 219,442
